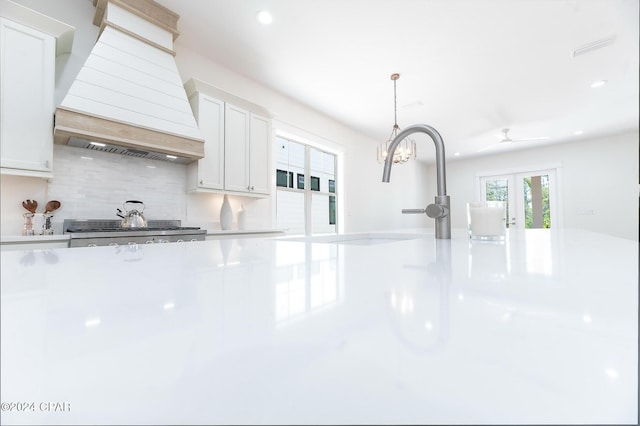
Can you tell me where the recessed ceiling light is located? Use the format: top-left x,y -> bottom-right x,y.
574,130 -> 584,135
454,152 -> 461,156
590,80 -> 608,88
256,10 -> 273,25
84,318 -> 101,328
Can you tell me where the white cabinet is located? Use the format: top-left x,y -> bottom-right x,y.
185,78 -> 271,196
224,105 -> 270,195
0,6 -> 73,178
224,104 -> 249,192
0,18 -> 54,176
249,113 -> 270,194
187,93 -> 225,190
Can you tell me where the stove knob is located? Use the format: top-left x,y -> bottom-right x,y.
176,239 -> 184,243
88,243 -> 97,247
108,242 -> 119,247
145,240 -> 154,244
190,239 -> 198,242
158,239 -> 169,244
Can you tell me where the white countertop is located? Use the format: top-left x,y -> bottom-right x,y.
0,234 -> 70,243
204,228 -> 284,236
0,229 -> 283,244
1,228 -> 637,425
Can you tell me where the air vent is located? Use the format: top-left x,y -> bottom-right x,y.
573,35 -> 616,57
67,137 -> 191,164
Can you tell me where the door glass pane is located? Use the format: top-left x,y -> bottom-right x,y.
523,174 -> 550,228
485,178 -> 510,227
277,191 -> 305,235
329,195 -> 336,225
312,193 -> 336,234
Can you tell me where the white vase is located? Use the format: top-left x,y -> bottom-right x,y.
237,204 -> 246,230
220,195 -> 232,230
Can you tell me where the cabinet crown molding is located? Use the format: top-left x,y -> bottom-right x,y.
0,0 -> 75,56
185,78 -> 272,119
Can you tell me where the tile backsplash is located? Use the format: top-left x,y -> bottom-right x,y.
50,145 -> 188,221
1,145 -> 272,235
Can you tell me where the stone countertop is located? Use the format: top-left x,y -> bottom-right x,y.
0,229 -> 284,244
0,228 -> 637,424
204,228 -> 284,236
0,234 -> 70,243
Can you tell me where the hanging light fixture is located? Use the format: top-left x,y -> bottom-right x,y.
377,73 -> 416,164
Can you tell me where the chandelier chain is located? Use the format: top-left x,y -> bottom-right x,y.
376,72 -> 416,164
393,77 -> 398,129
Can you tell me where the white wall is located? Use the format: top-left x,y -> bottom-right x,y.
431,130 -> 639,240
1,0 -> 430,236
9,1 -> 633,240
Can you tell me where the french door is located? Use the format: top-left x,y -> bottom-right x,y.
479,168 -> 559,230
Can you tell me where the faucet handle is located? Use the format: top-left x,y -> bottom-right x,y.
401,205 -> 448,218
402,208 -> 426,214
426,203 -> 448,219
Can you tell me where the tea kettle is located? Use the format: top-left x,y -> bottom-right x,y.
116,200 -> 148,228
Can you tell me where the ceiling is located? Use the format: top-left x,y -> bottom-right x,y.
159,0 -> 639,163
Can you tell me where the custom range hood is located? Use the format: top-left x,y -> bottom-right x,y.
53,0 -> 204,163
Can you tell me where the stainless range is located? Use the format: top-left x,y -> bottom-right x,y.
64,219 -> 207,248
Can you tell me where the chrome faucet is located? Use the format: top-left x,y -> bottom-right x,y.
382,124 -> 451,239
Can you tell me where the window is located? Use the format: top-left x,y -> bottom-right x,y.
275,136 -> 338,235
276,169 -> 293,188
310,176 -> 320,191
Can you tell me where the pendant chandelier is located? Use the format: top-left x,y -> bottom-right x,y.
376,73 -> 416,164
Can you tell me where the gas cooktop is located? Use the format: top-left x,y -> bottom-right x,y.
65,226 -> 202,233
63,219 -> 207,247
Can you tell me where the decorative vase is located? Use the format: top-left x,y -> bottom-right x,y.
237,204 -> 246,230
220,195 -> 232,230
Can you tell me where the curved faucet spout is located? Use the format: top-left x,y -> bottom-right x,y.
382,124 -> 451,239
382,124 -> 447,196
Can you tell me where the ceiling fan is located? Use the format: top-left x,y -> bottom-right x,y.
496,128 -> 549,143
477,128 -> 549,152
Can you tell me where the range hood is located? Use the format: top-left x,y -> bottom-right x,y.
53,0 -> 204,163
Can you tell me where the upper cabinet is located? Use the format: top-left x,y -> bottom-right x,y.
0,2 -> 74,178
185,78 -> 272,197
224,104 -> 270,195
248,113 -> 270,194
187,93 -> 225,190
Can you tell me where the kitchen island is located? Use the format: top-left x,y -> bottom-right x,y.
1,228 -> 637,425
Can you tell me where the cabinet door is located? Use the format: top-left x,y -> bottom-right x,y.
0,18 -> 54,174
224,104 -> 250,192
249,113 -> 270,194
196,95 -> 225,189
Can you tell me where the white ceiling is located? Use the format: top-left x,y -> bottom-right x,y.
159,0 -> 639,163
